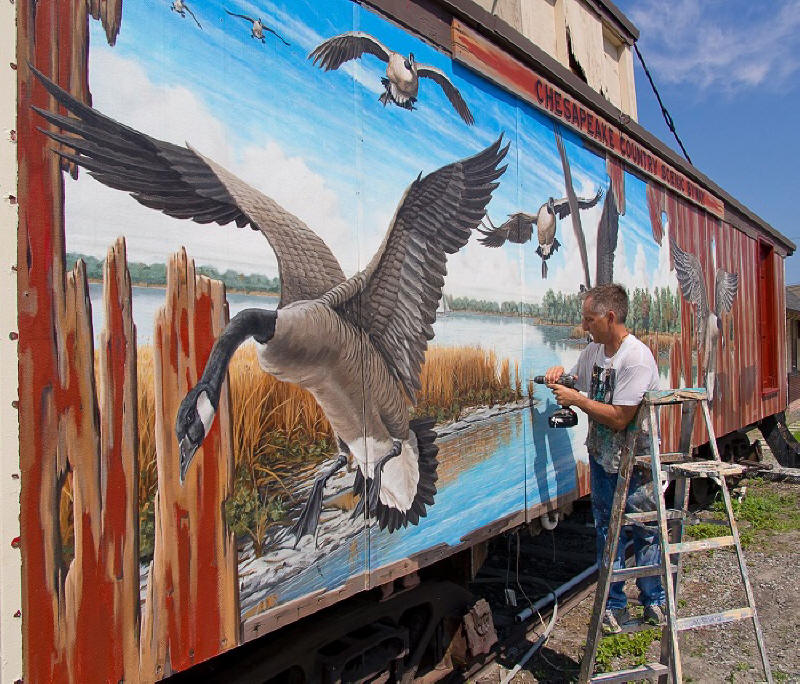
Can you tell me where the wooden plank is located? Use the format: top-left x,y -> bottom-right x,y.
669,536 -> 735,554
140,250 -> 238,679
643,388 -> 707,405
591,662 -> 669,683
97,238 -> 140,682
611,564 -> 676,581
676,607 -> 753,631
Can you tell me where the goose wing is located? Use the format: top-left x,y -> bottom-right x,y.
550,187 -> 603,219
670,237 -> 709,348
477,212 -> 535,247
595,182 -> 619,286
184,4 -> 203,30
714,268 -> 738,315
335,138 -> 508,399
261,23 -> 290,46
415,64 -> 474,125
224,9 -> 255,24
309,32 -> 392,71
30,66 -> 345,306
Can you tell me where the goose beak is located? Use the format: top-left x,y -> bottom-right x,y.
179,436 -> 199,483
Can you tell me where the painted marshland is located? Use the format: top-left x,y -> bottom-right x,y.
59,338 -> 525,560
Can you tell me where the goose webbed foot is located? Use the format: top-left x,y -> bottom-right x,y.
292,452 -> 348,547
367,440 -> 402,514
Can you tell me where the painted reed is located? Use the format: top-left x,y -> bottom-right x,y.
126,342 -> 522,553
414,345 -> 522,422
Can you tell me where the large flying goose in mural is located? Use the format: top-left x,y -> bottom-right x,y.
309,32 -> 475,125
32,67 -> 507,541
478,189 -> 603,277
670,237 -> 739,404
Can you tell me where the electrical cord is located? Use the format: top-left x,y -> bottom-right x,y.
633,42 -> 693,165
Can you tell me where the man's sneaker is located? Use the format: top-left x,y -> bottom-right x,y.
601,608 -> 629,634
643,604 -> 665,626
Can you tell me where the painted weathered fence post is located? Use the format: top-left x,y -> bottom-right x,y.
141,249 -> 238,679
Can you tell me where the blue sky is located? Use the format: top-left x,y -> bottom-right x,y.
69,0 -> 674,305
614,0 -> 800,284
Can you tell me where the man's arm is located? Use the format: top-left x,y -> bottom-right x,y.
547,384 -> 638,431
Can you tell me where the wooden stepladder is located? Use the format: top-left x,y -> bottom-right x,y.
578,388 -> 773,683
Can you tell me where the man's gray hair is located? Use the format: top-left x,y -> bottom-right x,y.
583,283 -> 629,323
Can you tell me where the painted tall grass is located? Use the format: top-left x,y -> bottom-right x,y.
414,345 -> 522,423
125,342 -> 522,554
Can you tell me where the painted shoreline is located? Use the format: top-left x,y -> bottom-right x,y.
235,397 -> 532,617
137,398 -> 534,612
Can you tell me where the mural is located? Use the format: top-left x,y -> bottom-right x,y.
27,0 -> 777,679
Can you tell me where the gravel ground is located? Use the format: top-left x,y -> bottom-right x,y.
476,465 -> 800,683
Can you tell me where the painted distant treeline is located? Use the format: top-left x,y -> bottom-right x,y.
447,286 -> 681,334
66,252 -> 281,294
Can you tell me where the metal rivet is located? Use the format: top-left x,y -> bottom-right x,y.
11,400 -> 18,409
7,195 -> 17,205
9,63 -> 17,71
13,610 -> 20,618
9,130 -> 16,142
9,332 -> 18,340
10,537 -> 19,549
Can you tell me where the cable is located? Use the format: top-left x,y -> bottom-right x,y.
633,42 -> 693,165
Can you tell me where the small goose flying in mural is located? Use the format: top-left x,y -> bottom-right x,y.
309,32 -> 475,125
670,237 -> 739,404
31,66 -> 506,542
478,189 -> 603,278
225,9 -> 290,45
170,0 -> 202,29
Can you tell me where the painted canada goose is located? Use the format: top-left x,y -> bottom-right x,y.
478,189 -> 602,278
671,237 -> 739,404
31,66 -> 507,542
309,32 -> 474,125
225,9 -> 290,46
170,0 -> 202,29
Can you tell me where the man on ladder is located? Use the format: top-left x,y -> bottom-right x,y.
544,283 -> 665,633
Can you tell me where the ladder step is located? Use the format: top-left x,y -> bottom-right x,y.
623,509 -> 686,525
670,536 -> 736,553
644,388 -> 707,405
590,662 -> 670,683
612,564 -> 677,581
665,460 -> 746,478
635,452 -> 686,467
676,607 -> 754,631
619,617 -> 665,634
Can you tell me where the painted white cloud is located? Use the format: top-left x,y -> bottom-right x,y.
65,49 -> 358,277
626,0 -> 800,93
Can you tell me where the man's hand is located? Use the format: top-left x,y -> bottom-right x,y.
547,382 -> 583,408
544,366 -> 565,384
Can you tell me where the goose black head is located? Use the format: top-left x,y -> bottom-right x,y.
406,53 -> 415,70
176,382 -> 216,482
547,197 -> 555,214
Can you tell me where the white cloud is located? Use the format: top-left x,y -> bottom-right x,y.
627,0 -> 800,94
65,49 -> 358,277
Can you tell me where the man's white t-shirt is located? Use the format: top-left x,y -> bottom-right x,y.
569,334 -> 660,473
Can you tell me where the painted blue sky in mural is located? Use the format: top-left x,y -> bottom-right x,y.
66,0 -> 675,303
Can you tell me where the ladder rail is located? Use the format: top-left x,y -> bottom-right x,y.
701,400 -> 773,683
648,402 -> 682,683
577,417 -> 641,684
